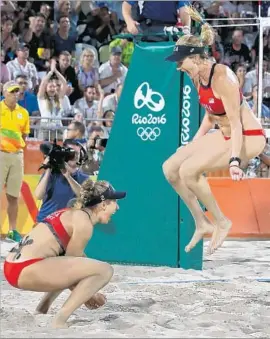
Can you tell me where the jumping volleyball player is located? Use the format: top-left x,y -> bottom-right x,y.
163,7 -> 266,254
4,179 -> 126,328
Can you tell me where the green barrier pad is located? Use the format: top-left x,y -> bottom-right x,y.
85,42 -> 203,269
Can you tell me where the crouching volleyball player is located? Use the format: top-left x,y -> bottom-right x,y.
4,178 -> 126,328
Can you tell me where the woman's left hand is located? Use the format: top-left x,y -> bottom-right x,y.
229,164 -> 245,181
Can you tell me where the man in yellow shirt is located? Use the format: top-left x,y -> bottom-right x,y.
0,81 -> 30,242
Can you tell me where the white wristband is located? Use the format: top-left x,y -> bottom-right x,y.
182,26 -> 190,35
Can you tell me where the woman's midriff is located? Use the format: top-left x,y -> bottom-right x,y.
5,224 -> 61,263
209,102 -> 264,138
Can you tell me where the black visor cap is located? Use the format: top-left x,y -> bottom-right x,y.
166,45 -> 205,62
86,184 -> 126,207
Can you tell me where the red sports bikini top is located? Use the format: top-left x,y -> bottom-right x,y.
43,208 -> 70,251
43,208 -> 92,254
198,63 -> 243,115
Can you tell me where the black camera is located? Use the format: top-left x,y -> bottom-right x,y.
39,139 -> 76,172
90,137 -> 108,150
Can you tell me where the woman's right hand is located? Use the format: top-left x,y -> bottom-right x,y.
229,164 -> 245,181
84,293 -> 107,309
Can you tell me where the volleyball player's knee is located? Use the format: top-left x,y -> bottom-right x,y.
162,160 -> 179,184
98,263 -> 114,282
179,163 -> 197,182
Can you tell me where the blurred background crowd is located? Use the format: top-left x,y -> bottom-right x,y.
1,0 -> 270,177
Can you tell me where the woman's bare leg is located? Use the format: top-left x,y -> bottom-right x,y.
36,289 -> 105,315
163,139 -> 218,235
35,291 -> 62,314
181,170 -> 232,254
52,272 -> 111,328
179,133 -> 266,253
163,164 -> 214,234
18,257 -> 114,328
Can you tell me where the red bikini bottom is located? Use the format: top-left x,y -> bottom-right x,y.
4,258 -> 44,288
224,129 -> 266,140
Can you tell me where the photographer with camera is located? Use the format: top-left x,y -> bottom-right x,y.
81,125 -> 108,175
35,139 -> 89,222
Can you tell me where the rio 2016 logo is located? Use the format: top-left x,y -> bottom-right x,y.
132,82 -> 166,141
181,85 -> 191,146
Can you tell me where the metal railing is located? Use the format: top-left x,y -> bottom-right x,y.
28,116 -> 113,141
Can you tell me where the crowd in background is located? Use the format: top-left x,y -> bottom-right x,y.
1,0 -> 270,177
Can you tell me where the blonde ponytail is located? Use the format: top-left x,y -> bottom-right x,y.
184,5 -> 215,46
200,23 -> 215,46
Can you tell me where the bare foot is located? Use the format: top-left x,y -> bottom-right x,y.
207,218 -> 232,255
52,315 -> 69,329
185,221 -> 214,253
84,293 -> 107,310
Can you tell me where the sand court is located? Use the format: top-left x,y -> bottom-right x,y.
1,239 -> 270,338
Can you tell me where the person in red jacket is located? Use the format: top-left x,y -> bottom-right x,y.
4,178 -> 126,329
164,7 -> 266,255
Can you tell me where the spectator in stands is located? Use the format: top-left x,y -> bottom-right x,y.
81,125 -> 105,175
12,3 -> 35,38
122,1 -> 191,41
94,4 -> 118,44
99,46 -> 127,94
1,16 -> 19,62
100,109 -> 115,138
0,81 -> 30,242
102,83 -> 122,112
54,78 -> 72,121
234,63 -> 247,91
23,12 -> 51,71
56,51 -> 81,104
34,140 -> 88,222
35,47 -> 51,79
37,59 -> 69,139
1,0 -> 17,15
261,1 -> 270,17
6,43 -> 39,91
76,3 -> 101,46
209,28 -> 224,63
65,120 -> 87,146
220,1 -> 239,17
243,59 -> 270,103
13,74 -> 39,116
73,85 -> 99,120
223,29 -> 251,70
15,74 -> 40,136
1,49 -> 11,88
52,15 -> 77,57
247,85 -> 270,122
251,33 -> 270,68
54,0 -> 81,37
100,0 -> 125,27
246,145 -> 270,178
73,111 -> 84,123
39,3 -> 53,34
77,48 -> 99,91
109,23 -> 134,67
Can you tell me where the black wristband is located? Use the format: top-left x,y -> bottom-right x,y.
229,157 -> 241,166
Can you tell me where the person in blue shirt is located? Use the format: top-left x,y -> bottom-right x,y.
35,141 -> 89,222
1,74 -> 39,116
122,1 -> 191,41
